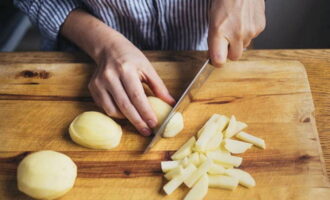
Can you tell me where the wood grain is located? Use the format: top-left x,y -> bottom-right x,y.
0,50 -> 329,200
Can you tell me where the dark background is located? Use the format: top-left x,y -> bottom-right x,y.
1,0 -> 329,52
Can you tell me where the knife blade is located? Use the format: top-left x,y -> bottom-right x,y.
144,59 -> 214,153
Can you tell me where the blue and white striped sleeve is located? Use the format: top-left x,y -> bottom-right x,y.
14,0 -> 82,43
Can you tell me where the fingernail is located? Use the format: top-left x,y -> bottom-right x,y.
147,120 -> 157,128
141,128 -> 152,136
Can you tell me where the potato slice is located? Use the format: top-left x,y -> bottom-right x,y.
196,115 -> 228,151
236,131 -> 266,149
205,132 -> 223,151
184,159 -> 212,188
224,139 -> 252,154
184,174 -> 208,200
207,151 -> 242,167
224,116 -> 247,138
225,169 -> 256,188
163,112 -> 184,138
171,137 -> 196,160
17,151 -> 77,200
197,114 -> 221,138
164,166 -> 184,180
161,161 -> 180,173
69,111 -> 122,150
208,162 -> 226,175
163,164 -> 196,195
208,175 -> 239,190
187,152 -> 200,166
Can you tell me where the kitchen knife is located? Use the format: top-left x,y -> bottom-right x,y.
144,59 -> 214,153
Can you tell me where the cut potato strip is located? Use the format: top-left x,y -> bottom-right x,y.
197,114 -> 221,137
236,131 -> 266,149
208,153 -> 242,167
224,116 -> 247,138
163,164 -> 197,195
184,175 -> 208,200
208,175 -> 239,190
161,161 -> 180,173
164,166 -> 183,180
199,154 -> 207,164
188,152 -> 200,166
171,137 -> 196,160
224,139 -> 252,154
206,132 -> 223,151
225,169 -> 256,188
184,159 -> 212,188
208,162 -> 226,175
181,157 -> 189,168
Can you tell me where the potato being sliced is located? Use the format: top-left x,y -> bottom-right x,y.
224,139 -> 252,154
225,169 -> 256,188
164,166 -> 184,180
171,137 -> 196,160
161,161 -> 180,173
163,164 -> 197,195
163,112 -> 184,138
208,175 -> 239,190
184,174 -> 208,200
236,131 -> 266,149
224,116 -> 247,138
184,159 -> 212,188
208,162 -> 226,175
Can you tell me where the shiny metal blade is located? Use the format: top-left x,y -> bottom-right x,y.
144,59 -> 214,153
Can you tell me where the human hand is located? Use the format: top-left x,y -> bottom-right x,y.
61,10 -> 175,136
208,0 -> 266,66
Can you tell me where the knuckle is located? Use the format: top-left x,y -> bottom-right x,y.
118,100 -> 131,112
130,90 -> 143,101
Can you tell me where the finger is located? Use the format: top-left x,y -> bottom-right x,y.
121,71 -> 158,128
243,39 -> 252,48
208,34 -> 229,67
107,77 -> 152,136
92,86 -> 124,119
144,65 -> 176,105
228,39 -> 244,61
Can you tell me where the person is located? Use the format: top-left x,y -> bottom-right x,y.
14,0 -> 266,136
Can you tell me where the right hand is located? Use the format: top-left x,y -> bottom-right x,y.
88,31 -> 175,136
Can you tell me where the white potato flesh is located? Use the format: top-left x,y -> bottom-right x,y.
163,112 -> 184,138
188,152 -> 200,166
69,111 -> 122,150
199,154 -> 207,164
184,159 -> 212,188
236,131 -> 266,149
224,139 -> 252,154
208,162 -> 226,175
164,166 -> 183,180
184,174 -> 208,200
17,150 -> 77,200
163,164 -> 196,195
208,152 -> 242,167
208,175 -> 239,190
181,157 -> 190,168
224,116 -> 247,138
225,169 -> 256,188
196,115 -> 228,152
161,161 -> 180,173
205,132 -> 223,151
171,137 -> 196,160
197,114 -> 221,138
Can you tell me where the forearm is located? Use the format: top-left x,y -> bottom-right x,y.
60,9 -> 120,62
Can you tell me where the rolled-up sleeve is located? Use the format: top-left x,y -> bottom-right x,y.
14,0 -> 81,43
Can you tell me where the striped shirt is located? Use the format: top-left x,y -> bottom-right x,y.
14,0 -> 211,51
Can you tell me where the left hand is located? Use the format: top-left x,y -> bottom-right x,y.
208,0 -> 266,66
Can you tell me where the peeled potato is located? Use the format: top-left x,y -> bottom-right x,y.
147,96 -> 184,137
69,111 -> 122,150
17,150 -> 77,200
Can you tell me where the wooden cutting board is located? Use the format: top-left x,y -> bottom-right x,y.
0,58 -> 329,199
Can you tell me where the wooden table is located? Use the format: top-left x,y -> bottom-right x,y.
0,49 -> 329,198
